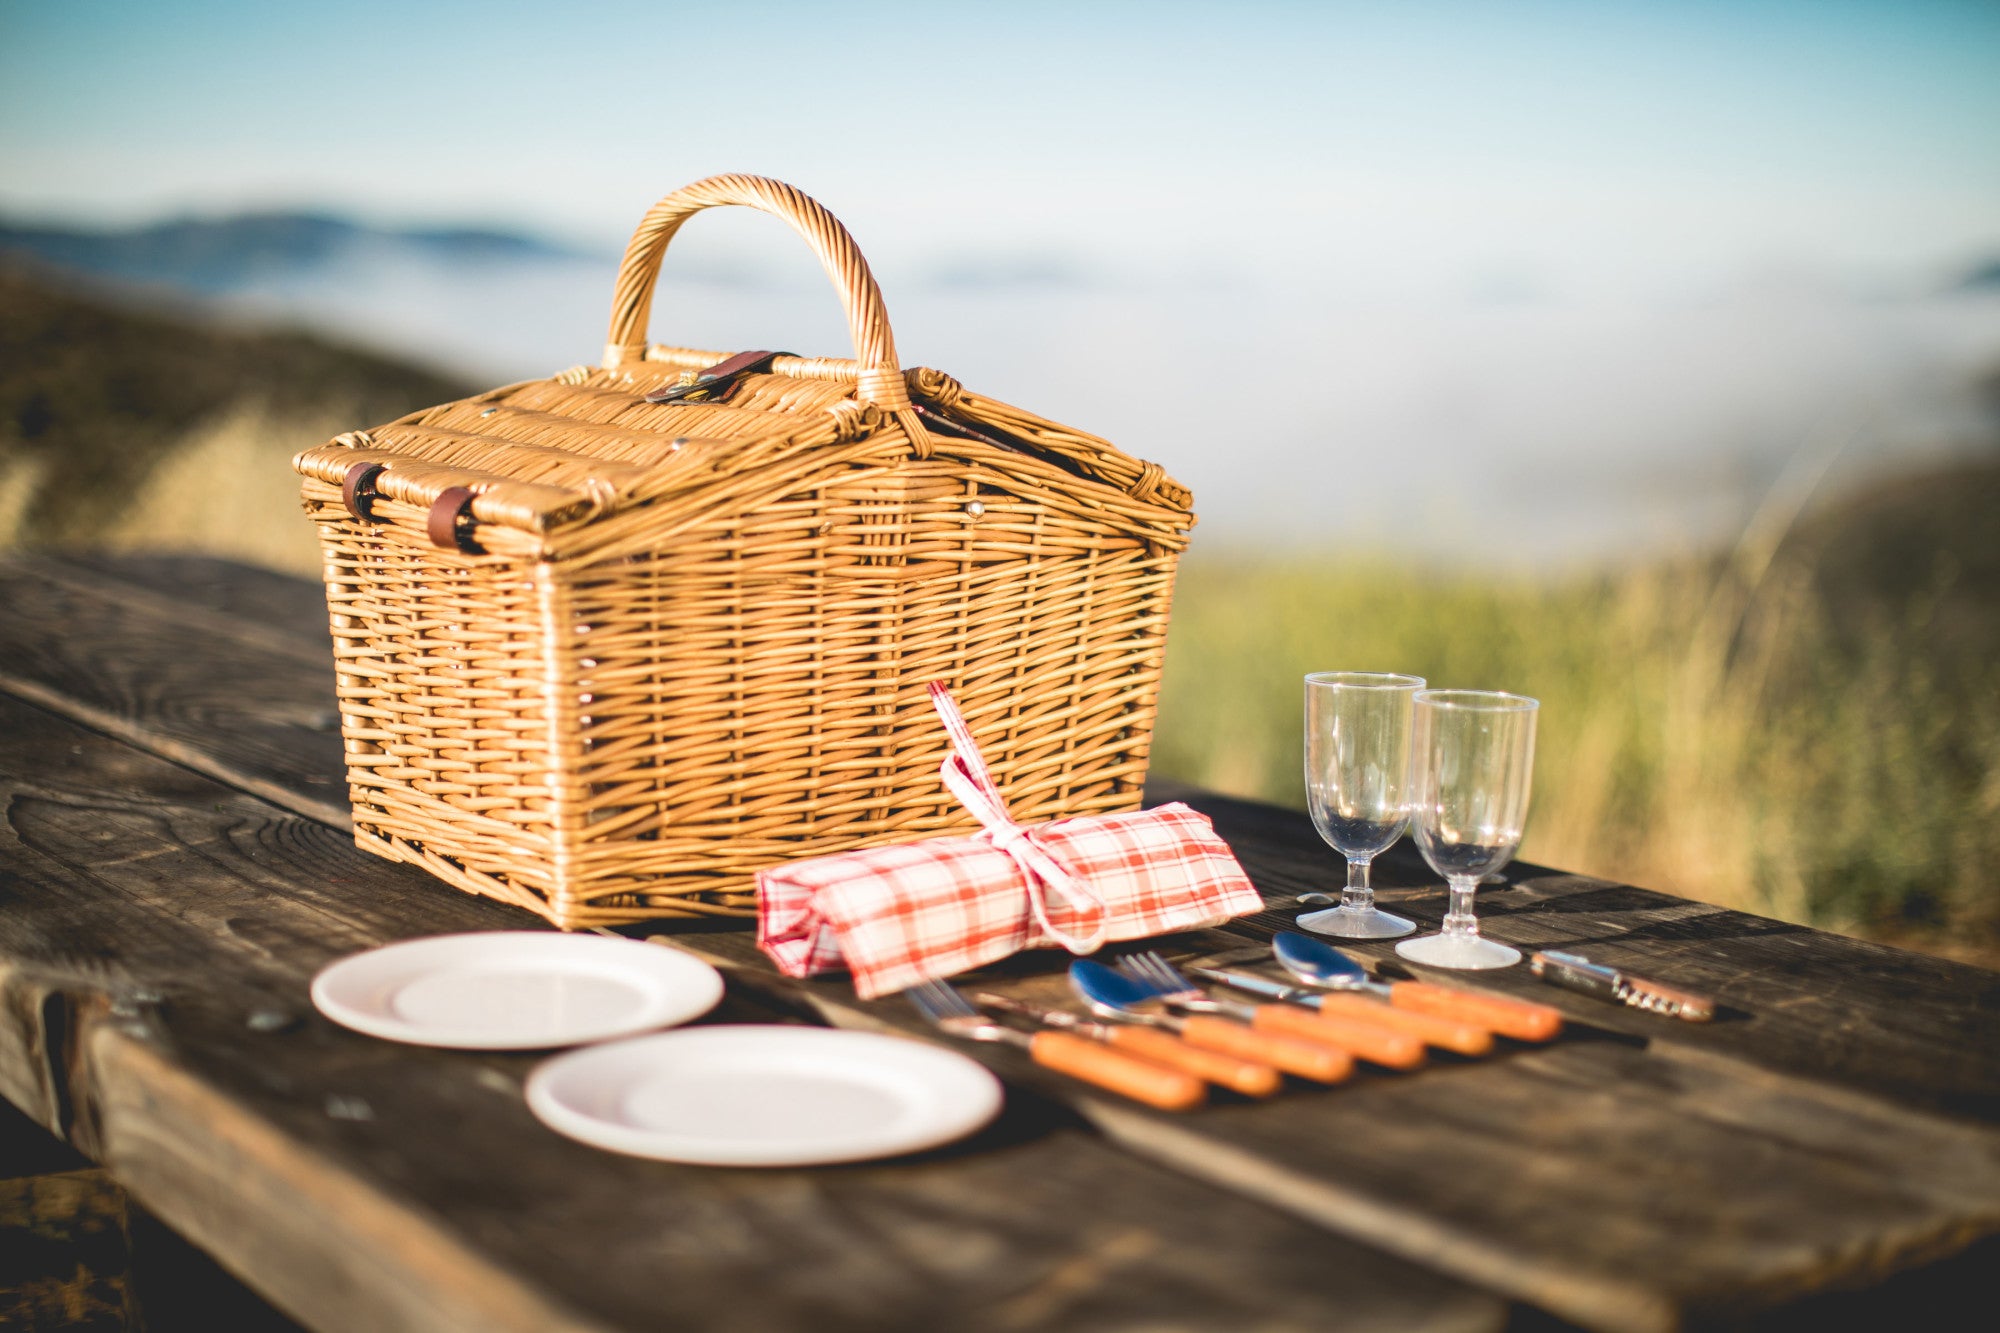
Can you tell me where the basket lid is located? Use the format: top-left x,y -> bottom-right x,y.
293,175 -> 1190,558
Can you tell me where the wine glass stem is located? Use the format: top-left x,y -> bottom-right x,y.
1442,875 -> 1482,938
1340,856 -> 1374,913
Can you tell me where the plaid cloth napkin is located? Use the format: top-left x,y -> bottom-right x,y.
757,683 -> 1263,998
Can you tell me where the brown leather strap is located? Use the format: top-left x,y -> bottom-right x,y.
341,461 -> 387,521
643,349 -> 787,403
427,487 -> 479,552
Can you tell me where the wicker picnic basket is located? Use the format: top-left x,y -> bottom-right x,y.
291,175 -> 1194,928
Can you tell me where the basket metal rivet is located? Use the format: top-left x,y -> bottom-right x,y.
965,501 -> 986,518
480,408 -> 497,417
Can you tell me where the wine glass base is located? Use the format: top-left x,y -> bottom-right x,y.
1296,906 -> 1416,940
1395,933 -> 1522,970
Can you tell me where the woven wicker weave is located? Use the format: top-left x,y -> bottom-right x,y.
293,175 -> 1193,927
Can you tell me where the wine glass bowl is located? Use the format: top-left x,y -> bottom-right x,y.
1395,689 -> 1538,970
1298,672 -> 1425,940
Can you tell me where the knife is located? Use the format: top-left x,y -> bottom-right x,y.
1189,966 -> 1496,1057
975,994 -> 1282,1097
1289,933 -> 1565,1042
1159,967 -> 1427,1069
1069,960 -> 1354,1084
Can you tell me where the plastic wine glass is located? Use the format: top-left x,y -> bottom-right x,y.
1396,690 -> 1538,970
1297,672 -> 1425,940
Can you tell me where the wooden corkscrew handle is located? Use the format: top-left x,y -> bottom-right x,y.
1028,1031 -> 1207,1110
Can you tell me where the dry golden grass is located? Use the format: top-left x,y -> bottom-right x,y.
1153,462 -> 2000,962
95,402 -> 335,575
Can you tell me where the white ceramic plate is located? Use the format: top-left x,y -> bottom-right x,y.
525,1025 -> 1004,1166
311,932 -> 723,1049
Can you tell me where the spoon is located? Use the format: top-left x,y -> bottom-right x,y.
1068,960 -> 1352,1083
1273,931 -> 1564,1042
1190,964 -> 1492,1057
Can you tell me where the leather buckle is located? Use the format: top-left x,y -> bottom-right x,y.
341,461 -> 387,521
427,487 -> 482,553
643,349 -> 789,404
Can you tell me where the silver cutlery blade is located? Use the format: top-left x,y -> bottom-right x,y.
1186,967 -> 1315,1005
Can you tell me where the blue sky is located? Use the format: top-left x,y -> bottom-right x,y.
5,1 -> 1997,564
3,0 -> 1997,295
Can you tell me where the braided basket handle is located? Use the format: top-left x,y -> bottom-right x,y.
602,174 -> 908,410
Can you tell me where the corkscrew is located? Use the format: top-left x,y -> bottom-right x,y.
1529,951 -> 1716,1023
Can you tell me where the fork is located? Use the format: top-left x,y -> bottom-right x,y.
1120,952 -> 1427,1071
974,993 -> 1283,1098
906,980 -> 1207,1111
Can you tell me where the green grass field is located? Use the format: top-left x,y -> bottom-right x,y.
1153,465 -> 2000,961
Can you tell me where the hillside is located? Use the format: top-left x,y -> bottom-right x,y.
1153,440 -> 2000,962
0,263 -> 472,546
0,212 -> 588,293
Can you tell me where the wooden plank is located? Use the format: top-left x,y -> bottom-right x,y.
53,553 -> 334,653
14,554 -> 2000,1330
662,928 -> 2000,1333
0,555 -> 350,828
1155,784 -> 2000,1122
0,690 -> 1497,1333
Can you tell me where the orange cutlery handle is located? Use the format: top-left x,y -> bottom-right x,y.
1316,993 -> 1495,1056
1029,1031 -> 1207,1110
1105,1026 -> 1283,1098
1252,1004 -> 1426,1070
1391,982 -> 1564,1041
1178,1015 -> 1353,1084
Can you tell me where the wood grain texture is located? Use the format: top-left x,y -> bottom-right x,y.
659,928 -> 2000,1333
51,553 -> 334,654
0,688 -> 1495,1333
1153,782 -> 2000,1122
10,554 -> 2000,1331
0,556 -> 350,828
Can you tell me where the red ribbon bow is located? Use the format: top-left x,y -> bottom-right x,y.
927,682 -> 1109,953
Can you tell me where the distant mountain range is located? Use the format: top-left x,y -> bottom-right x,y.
0,212 -> 598,294
0,211 -> 627,380
8,208 -> 1998,567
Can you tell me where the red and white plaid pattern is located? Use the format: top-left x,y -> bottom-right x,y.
757,685 -> 1263,998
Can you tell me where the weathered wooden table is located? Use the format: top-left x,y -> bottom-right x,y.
2,552 -> 1996,1332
